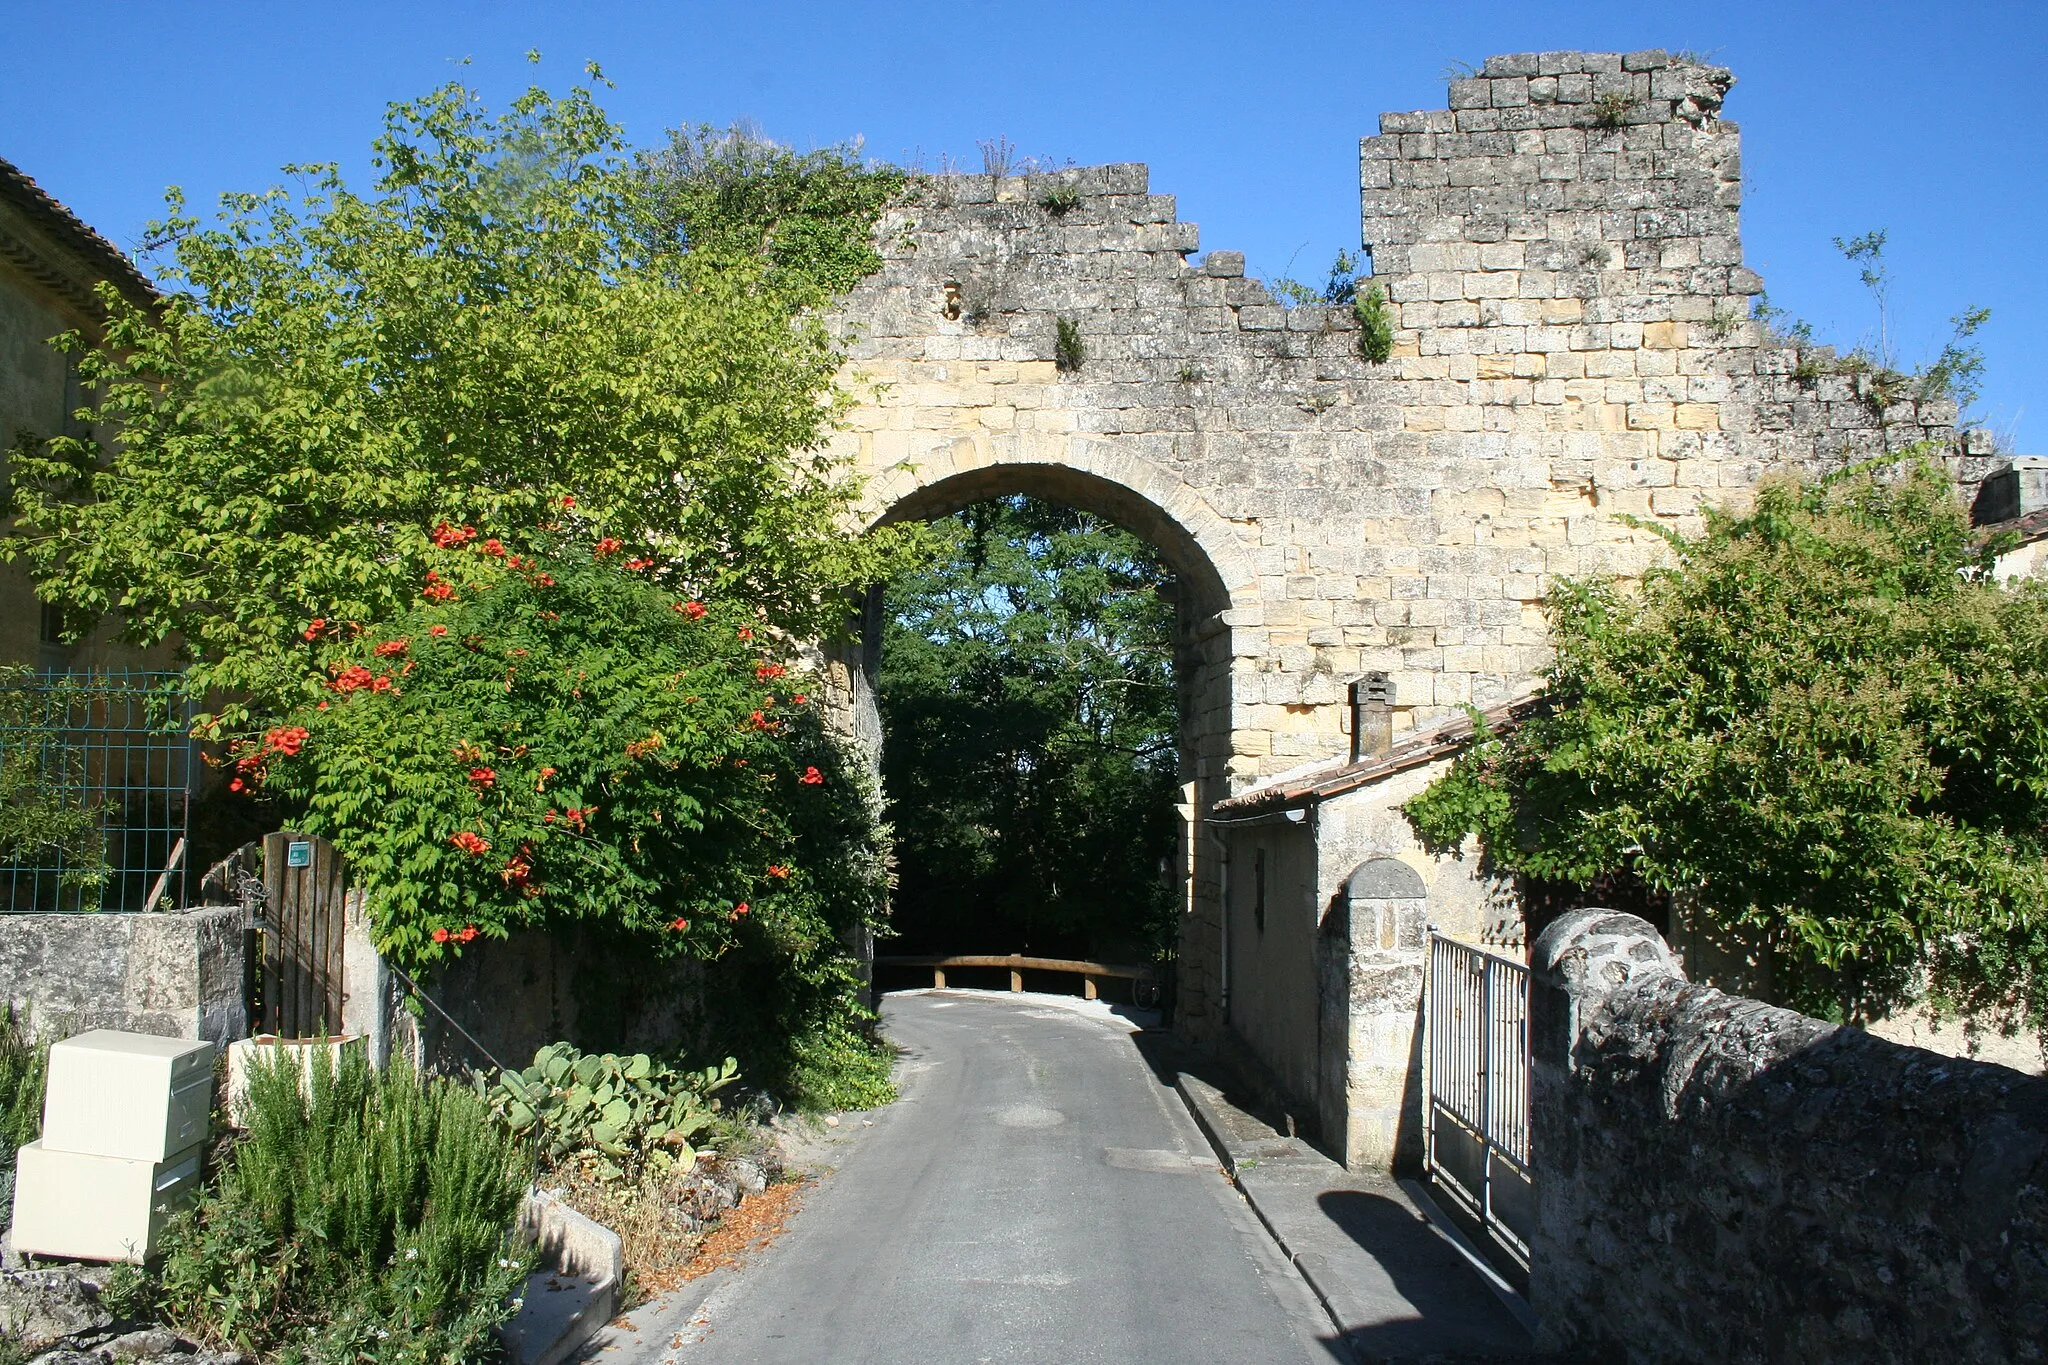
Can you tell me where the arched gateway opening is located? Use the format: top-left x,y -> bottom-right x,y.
847,461 -> 1241,1039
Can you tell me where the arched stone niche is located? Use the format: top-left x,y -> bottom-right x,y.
1346,857 -> 1427,954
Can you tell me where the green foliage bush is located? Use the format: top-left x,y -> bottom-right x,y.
0,669 -> 109,902
1406,455 -> 2048,1031
0,1005 -> 46,1162
158,1048 -> 531,1364
484,1043 -> 738,1177
1354,284 -> 1394,364
1054,317 -> 1086,373
777,1017 -> 897,1111
637,124 -> 905,302
880,496 -> 1178,963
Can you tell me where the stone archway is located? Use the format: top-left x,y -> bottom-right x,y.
856,455 -> 1250,1040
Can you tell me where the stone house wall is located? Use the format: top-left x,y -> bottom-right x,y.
1529,908 -> 2047,1363
0,158 -> 171,673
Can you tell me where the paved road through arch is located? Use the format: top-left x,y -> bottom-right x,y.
662,991 -> 1341,1363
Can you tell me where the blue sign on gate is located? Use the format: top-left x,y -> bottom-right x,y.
286,840 -> 313,869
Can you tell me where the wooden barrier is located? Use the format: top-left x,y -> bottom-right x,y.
874,953 -> 1158,1002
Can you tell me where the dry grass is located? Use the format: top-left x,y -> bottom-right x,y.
547,1152 -> 806,1297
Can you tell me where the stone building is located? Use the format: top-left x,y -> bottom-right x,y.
0,154 -> 162,671
826,50 -> 1977,1168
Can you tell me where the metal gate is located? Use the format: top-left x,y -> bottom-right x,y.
259,832 -> 348,1037
1423,929 -> 1533,1275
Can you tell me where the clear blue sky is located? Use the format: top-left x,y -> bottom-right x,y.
3,1 -> 2042,446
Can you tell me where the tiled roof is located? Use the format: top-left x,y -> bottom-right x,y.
1210,692 -> 1547,818
0,154 -> 156,311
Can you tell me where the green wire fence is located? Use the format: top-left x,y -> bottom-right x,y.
0,669 -> 194,913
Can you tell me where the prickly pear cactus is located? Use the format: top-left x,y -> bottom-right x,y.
482,1042 -> 740,1179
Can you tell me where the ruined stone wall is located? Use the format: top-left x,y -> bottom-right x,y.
828,48 -> 1963,1053
1529,909 -> 2048,1363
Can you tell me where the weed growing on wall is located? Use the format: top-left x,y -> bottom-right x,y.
637,123 -> 906,303
1406,454 -> 2048,1035
1054,317 -> 1086,373
1354,285 -> 1395,364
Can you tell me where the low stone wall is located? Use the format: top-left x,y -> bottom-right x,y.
1529,909 -> 2048,1363
393,924 -> 709,1075
0,908 -> 245,1045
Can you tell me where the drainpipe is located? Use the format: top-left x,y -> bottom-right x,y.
1211,830 -> 1232,1023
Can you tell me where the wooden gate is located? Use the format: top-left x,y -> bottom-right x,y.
260,831 -> 347,1037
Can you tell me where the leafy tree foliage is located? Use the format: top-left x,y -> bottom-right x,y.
3,76 -> 908,732
0,75 -> 909,1095
1405,457 -> 2048,1033
637,124 -> 906,302
880,496 -> 1179,961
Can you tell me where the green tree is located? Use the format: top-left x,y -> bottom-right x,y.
3,73 -> 908,733
880,496 -> 1179,962
637,123 -> 906,302
1405,455 -> 2048,1035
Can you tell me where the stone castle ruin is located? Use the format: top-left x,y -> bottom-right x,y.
826,50 -> 1978,1168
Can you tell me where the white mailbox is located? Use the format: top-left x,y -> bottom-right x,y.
41,1030 -> 214,1162
10,1140 -> 203,1262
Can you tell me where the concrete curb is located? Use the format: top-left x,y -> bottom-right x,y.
1173,1074 -> 1355,1346
1174,1071 -> 1552,1365
506,1188 -> 623,1365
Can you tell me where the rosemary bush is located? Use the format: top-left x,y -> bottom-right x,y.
158,1048 -> 532,1364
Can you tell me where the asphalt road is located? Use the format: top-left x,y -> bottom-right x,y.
664,991 -> 1342,1364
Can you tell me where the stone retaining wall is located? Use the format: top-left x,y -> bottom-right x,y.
1529,909 -> 2048,1362
0,908 -> 245,1045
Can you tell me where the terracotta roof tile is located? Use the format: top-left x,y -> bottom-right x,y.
0,154 -> 156,310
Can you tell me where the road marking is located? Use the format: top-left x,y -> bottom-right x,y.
990,1103 -> 1065,1128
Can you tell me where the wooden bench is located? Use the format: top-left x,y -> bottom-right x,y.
874,953 -> 1159,1002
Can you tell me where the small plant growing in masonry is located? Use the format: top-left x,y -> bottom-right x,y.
1590,92 -> 1632,130
978,135 -> 1016,179
1353,285 -> 1394,364
1576,240 -> 1614,270
1708,303 -> 1742,339
1040,182 -> 1081,215
1176,362 -> 1205,384
1054,317 -> 1086,373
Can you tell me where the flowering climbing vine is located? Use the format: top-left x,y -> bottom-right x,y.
257,533 -> 885,978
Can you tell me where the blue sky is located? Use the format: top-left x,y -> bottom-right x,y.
3,1 -> 2042,446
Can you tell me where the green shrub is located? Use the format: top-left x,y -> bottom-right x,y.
0,1005 -> 45,1164
259,537 -> 881,979
1054,317 -> 1085,373
780,1017 -> 895,1112
1406,456 -> 2048,1030
483,1044 -> 738,1179
158,1048 -> 532,1364
1354,284 -> 1394,364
